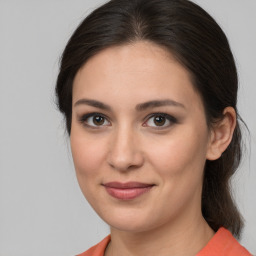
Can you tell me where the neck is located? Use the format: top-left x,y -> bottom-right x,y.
105,214 -> 214,256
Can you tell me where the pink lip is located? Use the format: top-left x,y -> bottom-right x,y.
103,182 -> 154,200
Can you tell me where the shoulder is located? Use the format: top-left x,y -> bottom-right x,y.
76,235 -> 111,256
197,227 -> 252,256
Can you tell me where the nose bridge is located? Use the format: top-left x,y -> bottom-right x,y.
107,123 -> 143,171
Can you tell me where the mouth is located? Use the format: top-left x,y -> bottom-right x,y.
103,182 -> 155,200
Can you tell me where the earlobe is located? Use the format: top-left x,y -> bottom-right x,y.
206,107 -> 236,161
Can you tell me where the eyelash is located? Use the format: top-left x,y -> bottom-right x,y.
79,112 -> 177,129
79,112 -> 110,128
143,113 -> 177,129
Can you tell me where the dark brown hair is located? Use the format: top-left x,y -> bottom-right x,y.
56,0 -> 244,238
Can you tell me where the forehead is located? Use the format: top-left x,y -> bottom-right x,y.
72,41 -> 201,111
74,41 -> 183,82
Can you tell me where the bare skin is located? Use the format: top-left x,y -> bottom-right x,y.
105,218 -> 214,256
71,41 -> 236,256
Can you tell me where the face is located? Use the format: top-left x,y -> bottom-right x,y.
71,41 -> 213,233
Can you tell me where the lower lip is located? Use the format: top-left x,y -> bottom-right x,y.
104,186 -> 153,200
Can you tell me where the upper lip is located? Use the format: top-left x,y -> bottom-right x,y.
103,182 -> 155,189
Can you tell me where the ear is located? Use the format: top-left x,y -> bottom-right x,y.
206,107 -> 237,161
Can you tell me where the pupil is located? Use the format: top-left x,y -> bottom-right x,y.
154,116 -> 165,126
93,116 -> 104,125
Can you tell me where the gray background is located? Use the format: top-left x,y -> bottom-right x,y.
0,0 -> 255,255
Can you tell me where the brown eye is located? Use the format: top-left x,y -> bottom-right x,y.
81,113 -> 111,127
143,113 -> 177,129
153,116 -> 166,126
93,116 -> 105,126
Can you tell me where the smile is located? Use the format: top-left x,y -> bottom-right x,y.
103,182 -> 155,200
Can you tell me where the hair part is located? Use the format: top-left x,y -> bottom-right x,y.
56,0 -> 245,238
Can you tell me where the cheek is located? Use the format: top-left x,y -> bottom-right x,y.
70,131 -> 106,180
70,131 -> 109,207
144,129 -> 209,217
146,128 -> 208,178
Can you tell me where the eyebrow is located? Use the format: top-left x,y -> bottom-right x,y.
74,99 -> 111,110
135,99 -> 185,111
74,98 -> 185,111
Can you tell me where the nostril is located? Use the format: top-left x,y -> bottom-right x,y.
107,149 -> 144,171
107,130 -> 144,171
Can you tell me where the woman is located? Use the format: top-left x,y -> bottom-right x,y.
55,0 -> 252,255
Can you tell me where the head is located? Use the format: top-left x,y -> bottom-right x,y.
56,0 -> 244,237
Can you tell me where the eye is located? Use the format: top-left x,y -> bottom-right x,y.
80,113 -> 110,128
143,113 -> 177,128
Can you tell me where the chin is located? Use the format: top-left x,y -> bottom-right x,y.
108,219 -> 152,233
98,207 -> 162,233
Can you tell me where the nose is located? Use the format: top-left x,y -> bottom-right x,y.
107,126 -> 144,172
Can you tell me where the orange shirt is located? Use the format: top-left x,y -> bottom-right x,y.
77,227 -> 252,256
197,227 -> 251,256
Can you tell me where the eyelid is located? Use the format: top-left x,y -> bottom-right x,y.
79,112 -> 111,128
142,112 -> 177,128
78,112 -> 177,129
